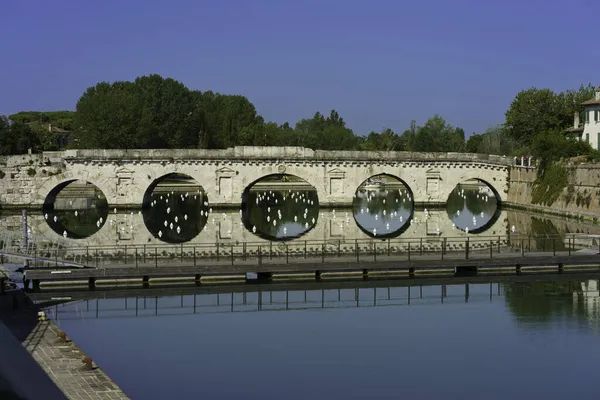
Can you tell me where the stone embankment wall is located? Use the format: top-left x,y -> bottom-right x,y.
507,164 -> 600,221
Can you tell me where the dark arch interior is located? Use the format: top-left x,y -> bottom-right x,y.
241,174 -> 319,241
446,179 -> 501,234
42,179 -> 109,239
352,173 -> 414,239
141,173 -> 208,244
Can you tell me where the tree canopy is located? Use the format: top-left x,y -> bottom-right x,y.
1,75 -> 598,166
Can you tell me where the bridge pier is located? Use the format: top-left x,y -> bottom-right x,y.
558,263 -> 564,273
362,269 -> 369,280
516,264 -> 522,274
88,277 -> 96,290
142,275 -> 149,287
315,270 -> 322,281
454,266 -> 478,276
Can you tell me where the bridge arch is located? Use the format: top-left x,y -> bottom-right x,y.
241,173 -> 320,241
34,172 -> 114,210
445,177 -> 502,234
352,173 -> 414,239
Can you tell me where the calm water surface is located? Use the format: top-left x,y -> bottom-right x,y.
46,279 -> 600,400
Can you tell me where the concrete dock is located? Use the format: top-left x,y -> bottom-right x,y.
0,290 -> 129,399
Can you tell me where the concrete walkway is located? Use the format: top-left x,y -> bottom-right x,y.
0,290 -> 129,400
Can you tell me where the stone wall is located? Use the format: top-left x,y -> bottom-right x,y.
0,154 -> 64,207
507,164 -> 600,221
0,147 -> 511,209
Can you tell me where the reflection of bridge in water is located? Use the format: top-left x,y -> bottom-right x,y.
25,209 -> 509,258
34,275 -> 600,322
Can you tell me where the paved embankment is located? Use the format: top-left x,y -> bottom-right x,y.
0,290 -> 129,400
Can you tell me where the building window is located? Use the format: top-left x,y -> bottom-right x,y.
598,132 -> 600,150
586,133 -> 590,143
595,110 -> 599,122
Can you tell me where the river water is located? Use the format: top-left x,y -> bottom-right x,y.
41,278 -> 600,399
3,177 -> 600,399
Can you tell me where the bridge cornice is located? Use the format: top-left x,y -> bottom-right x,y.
48,147 -> 512,166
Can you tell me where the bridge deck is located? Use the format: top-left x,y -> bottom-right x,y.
23,250 -> 600,288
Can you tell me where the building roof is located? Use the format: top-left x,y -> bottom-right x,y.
565,126 -> 584,133
582,98 -> 600,105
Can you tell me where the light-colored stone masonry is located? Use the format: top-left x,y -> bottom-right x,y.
508,164 -> 600,221
0,147 -> 511,208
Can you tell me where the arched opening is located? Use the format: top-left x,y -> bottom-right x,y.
352,174 -> 414,238
141,173 -> 209,243
446,179 -> 501,234
241,174 -> 319,241
42,180 -> 109,239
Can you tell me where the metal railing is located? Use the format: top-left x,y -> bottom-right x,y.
8,233 -> 599,269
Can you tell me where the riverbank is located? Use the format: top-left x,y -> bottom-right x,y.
0,290 -> 129,399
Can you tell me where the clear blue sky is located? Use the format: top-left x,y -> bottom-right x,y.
1,0 -> 598,137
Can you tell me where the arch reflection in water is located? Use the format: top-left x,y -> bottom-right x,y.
242,174 -> 319,241
42,180 -> 108,239
446,180 -> 500,233
142,173 -> 209,243
353,174 -> 413,238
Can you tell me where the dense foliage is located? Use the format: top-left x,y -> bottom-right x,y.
1,75 -> 598,169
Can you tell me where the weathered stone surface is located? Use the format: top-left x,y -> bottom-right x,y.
0,147 -> 511,208
508,164 -> 600,220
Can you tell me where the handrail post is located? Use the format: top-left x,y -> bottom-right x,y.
568,238 -> 571,256
521,239 -> 524,257
356,239 -> 359,262
95,249 -> 99,268
143,244 -> 146,263
465,238 -> 469,260
338,240 -> 341,258
124,245 -> 127,264
193,247 -> 196,266
135,248 -> 138,268
553,238 -> 556,256
180,243 -> 184,262
490,240 -> 493,258
373,241 -> 376,262
387,239 -> 391,257
231,245 -> 234,266
420,238 -> 423,256
155,247 -> 158,267
286,244 -> 289,263
408,242 -> 411,261
321,243 -> 325,263
258,246 -> 262,266
304,241 -> 307,259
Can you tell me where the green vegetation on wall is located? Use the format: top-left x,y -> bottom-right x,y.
531,163 -> 570,206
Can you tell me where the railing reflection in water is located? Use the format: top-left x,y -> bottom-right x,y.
47,283 -> 508,321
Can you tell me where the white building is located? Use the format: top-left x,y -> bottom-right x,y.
567,86 -> 600,149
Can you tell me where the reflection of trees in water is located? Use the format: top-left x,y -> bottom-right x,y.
353,186 -> 413,237
44,206 -> 108,239
244,190 -> 319,240
504,281 -> 590,324
353,189 -> 411,216
530,217 -> 567,251
142,192 -> 208,243
447,187 -> 497,216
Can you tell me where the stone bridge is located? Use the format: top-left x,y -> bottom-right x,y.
23,209 -> 509,258
0,147 -> 511,208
